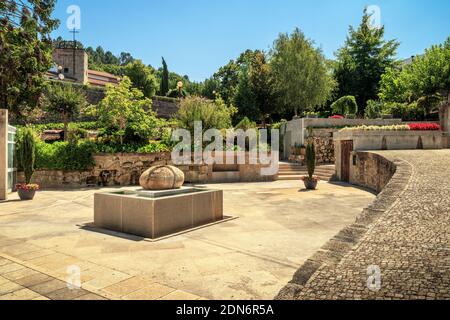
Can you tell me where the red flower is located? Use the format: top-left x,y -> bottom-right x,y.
329,115 -> 344,119
408,123 -> 440,131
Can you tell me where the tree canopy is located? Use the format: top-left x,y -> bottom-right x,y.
0,0 -> 59,117
270,28 -> 335,116
380,37 -> 450,105
333,9 -> 399,112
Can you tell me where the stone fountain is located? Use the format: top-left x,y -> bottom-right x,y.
94,165 -> 223,239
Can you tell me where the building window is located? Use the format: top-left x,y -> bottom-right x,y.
64,68 -> 69,73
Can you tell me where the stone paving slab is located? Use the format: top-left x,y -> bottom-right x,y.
0,180 -> 374,299
276,150 -> 450,300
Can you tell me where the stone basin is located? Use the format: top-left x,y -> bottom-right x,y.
94,188 -> 223,239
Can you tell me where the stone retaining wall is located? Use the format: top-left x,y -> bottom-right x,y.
19,152 -> 277,188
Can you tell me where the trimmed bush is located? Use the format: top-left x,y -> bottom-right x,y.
331,96 -> 358,116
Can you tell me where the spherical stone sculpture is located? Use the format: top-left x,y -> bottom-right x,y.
139,165 -> 185,190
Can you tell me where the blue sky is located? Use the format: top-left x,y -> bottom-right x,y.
51,0 -> 450,81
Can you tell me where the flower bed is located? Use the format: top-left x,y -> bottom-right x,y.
408,123 -> 441,131
339,123 -> 441,132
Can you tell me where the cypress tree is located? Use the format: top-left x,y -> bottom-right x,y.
160,57 -> 169,96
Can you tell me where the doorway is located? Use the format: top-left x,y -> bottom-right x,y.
341,140 -> 353,182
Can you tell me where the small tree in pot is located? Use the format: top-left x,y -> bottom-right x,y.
301,142 -> 320,190
16,128 -> 39,200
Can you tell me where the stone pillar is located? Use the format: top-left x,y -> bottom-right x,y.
0,109 -> 8,200
440,103 -> 450,148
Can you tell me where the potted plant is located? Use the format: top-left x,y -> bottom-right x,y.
301,142 -> 320,190
16,128 -> 39,201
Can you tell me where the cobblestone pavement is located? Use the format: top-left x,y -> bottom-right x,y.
277,150 -> 450,300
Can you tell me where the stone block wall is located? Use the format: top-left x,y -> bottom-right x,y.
350,152 -> 397,193
19,152 -> 172,188
19,152 -> 277,188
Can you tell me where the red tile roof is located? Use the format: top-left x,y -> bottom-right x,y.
87,69 -> 120,87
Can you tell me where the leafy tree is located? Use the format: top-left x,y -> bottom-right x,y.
160,57 -> 169,96
95,76 -> 157,145
43,83 -> 87,141
270,28 -> 335,116
124,60 -> 158,98
247,52 -> 275,126
0,0 -> 59,117
334,9 -> 399,111
119,52 -> 135,66
331,96 -> 358,115
380,37 -> 450,104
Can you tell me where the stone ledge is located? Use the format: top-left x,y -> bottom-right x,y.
275,151 -> 412,300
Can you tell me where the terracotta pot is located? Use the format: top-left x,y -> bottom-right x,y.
18,189 -> 36,201
303,177 -> 318,190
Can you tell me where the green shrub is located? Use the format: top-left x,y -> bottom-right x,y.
35,140 -> 97,171
16,128 -> 37,184
365,100 -> 384,119
382,102 -> 426,121
136,142 -> 170,153
17,122 -> 98,133
176,96 -> 236,133
331,96 -> 358,115
235,117 -> 257,130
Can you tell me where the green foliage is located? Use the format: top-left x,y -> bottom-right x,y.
136,142 -> 170,153
365,100 -> 384,119
381,101 -> 426,121
124,60 -> 158,98
331,96 -> 358,115
379,37 -> 450,107
235,117 -> 257,131
334,9 -> 399,111
167,88 -> 187,98
176,96 -> 236,133
0,0 -> 60,116
19,122 -> 99,133
42,82 -> 87,140
160,57 -> 170,96
270,28 -> 336,116
35,140 -> 97,171
233,51 -> 276,124
93,77 -> 158,145
305,143 -> 316,178
16,128 -> 37,184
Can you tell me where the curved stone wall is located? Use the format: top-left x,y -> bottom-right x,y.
276,150 -> 450,300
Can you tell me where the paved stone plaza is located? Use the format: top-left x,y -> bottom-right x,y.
0,180 -> 374,300
277,150 -> 450,300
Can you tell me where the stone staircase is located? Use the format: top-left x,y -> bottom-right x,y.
278,162 -> 336,181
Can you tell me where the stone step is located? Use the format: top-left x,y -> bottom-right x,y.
278,170 -> 335,176
277,175 -> 334,181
